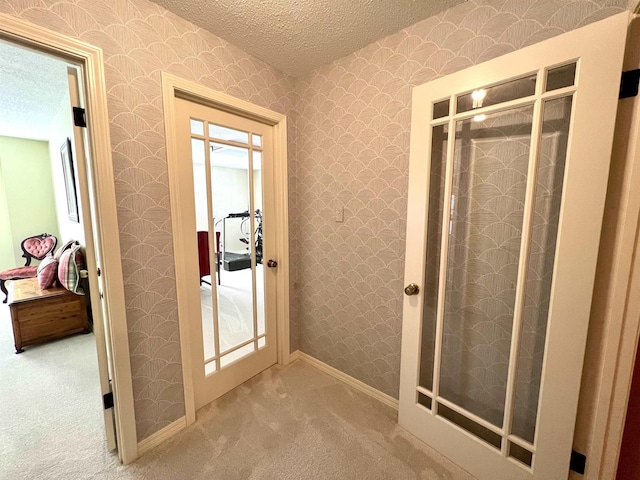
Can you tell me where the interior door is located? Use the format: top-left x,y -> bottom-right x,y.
176,98 -> 278,410
67,66 -> 117,451
399,12 -> 628,480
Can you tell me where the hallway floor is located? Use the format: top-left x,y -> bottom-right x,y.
117,361 -> 474,480
0,308 -> 474,480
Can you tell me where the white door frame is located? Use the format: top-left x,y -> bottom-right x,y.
162,72 -> 290,425
583,15 -> 640,479
0,13 -> 138,464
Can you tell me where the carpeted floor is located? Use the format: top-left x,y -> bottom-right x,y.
0,302 -> 474,480
0,301 -> 120,479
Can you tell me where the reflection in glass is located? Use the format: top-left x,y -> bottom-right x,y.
190,119 -> 204,136
511,96 -> 572,443
221,343 -> 255,368
433,100 -> 450,119
192,120 -> 267,375
545,63 -> 576,92
192,137 -> 217,363
418,124 -> 448,392
209,124 -> 249,144
438,105 -> 534,428
456,75 -> 536,113
211,142 -> 255,351
252,150 -> 265,337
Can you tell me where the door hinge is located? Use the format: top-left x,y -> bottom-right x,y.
570,449 -> 586,475
103,392 -> 114,410
73,107 -> 87,127
620,69 -> 640,99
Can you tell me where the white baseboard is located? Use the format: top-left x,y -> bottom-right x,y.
137,416 -> 187,457
291,350 -> 399,411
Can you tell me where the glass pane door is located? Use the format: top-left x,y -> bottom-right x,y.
415,83 -> 574,465
399,13 -> 627,480
190,119 -> 267,375
175,96 -> 279,412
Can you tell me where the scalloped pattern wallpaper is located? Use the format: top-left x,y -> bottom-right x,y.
0,0 -> 629,442
292,0 -> 628,398
0,0 -> 296,440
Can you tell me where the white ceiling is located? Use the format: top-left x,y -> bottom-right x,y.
0,40 -> 70,141
149,0 -> 466,77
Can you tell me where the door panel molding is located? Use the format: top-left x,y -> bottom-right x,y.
0,13 -> 137,464
162,72 -> 290,424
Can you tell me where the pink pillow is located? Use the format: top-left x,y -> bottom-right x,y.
37,255 -> 58,290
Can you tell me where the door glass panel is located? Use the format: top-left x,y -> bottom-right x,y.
211,142 -> 256,354
190,119 -> 204,136
209,123 -> 249,144
418,391 -> 433,410
438,105 -> 534,428
253,150 -> 266,337
221,343 -> 255,368
192,138 -> 218,362
252,134 -> 262,147
437,403 -> 502,449
456,74 -> 536,113
545,63 -> 576,92
509,442 -> 533,467
192,119 -> 266,376
433,99 -> 450,119
511,96 -> 572,443
418,124 -> 448,392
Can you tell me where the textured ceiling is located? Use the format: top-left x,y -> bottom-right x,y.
149,0 -> 466,77
0,40 -> 69,141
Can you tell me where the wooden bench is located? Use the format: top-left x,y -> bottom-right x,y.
8,277 -> 90,353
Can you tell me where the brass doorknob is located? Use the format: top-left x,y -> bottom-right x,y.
267,259 -> 278,268
404,283 -> 419,296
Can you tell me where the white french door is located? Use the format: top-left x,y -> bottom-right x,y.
176,99 -> 278,410
399,13 -> 628,480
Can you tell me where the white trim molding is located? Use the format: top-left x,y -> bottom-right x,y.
161,72 -> 291,426
0,13 -> 137,464
137,417 -> 187,457
292,350 -> 399,411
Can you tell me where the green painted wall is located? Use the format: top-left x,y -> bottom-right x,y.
0,136 -> 60,271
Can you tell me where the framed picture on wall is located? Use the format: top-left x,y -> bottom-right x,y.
60,138 -> 79,223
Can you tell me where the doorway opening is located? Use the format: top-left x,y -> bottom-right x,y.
0,13 -> 136,469
0,38 -> 117,476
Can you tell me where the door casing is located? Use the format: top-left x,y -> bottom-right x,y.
0,13 -> 137,464
161,72 -> 291,425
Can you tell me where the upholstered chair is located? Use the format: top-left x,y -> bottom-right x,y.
0,233 -> 57,303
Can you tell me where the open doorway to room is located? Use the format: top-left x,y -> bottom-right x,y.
0,39 -> 118,477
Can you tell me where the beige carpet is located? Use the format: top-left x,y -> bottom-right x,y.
0,301 -> 120,479
0,300 -> 474,479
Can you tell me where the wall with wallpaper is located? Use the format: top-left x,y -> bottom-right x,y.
292,0 -> 627,401
0,0 -> 296,441
2,0 -> 630,446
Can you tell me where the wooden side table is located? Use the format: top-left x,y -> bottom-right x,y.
8,277 -> 90,353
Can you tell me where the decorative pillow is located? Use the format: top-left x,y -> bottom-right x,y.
58,244 -> 85,295
37,255 -> 58,290
54,240 -> 79,261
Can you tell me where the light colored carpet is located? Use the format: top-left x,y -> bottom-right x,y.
0,300 -> 474,479
0,301 -> 120,479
